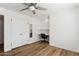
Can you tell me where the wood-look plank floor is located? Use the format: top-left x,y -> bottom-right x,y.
0,44 -> 4,56
0,41 -> 79,56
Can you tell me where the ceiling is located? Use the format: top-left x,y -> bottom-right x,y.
0,3 -> 79,20
0,3 -> 49,20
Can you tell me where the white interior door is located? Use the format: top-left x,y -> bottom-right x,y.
12,17 -> 29,49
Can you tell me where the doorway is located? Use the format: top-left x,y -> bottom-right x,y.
0,15 -> 4,53
38,15 -> 50,43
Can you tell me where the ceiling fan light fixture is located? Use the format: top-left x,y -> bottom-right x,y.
29,6 -> 35,11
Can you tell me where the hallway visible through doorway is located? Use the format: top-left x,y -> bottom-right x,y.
0,15 -> 4,53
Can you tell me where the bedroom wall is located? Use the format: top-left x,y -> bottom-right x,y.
0,7 -> 30,51
0,7 -> 44,52
49,4 -> 79,52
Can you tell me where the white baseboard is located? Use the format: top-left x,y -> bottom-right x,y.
49,43 -> 79,53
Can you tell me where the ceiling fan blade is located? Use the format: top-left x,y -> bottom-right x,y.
23,3 -> 30,6
20,7 -> 29,11
36,6 -> 46,10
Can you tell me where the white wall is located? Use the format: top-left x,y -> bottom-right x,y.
11,13 -> 30,49
0,7 -> 30,51
28,18 -> 43,43
0,7 -> 46,52
50,4 -> 79,52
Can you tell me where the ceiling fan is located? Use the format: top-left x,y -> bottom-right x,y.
20,3 -> 46,14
